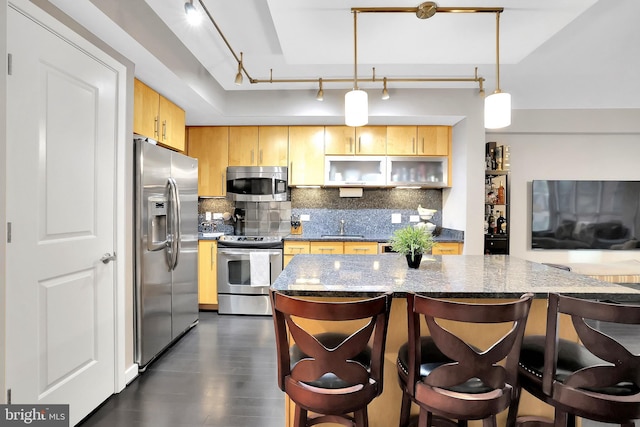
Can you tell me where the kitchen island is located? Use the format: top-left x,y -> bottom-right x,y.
271,254 -> 640,427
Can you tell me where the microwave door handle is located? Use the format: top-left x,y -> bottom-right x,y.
272,175 -> 275,200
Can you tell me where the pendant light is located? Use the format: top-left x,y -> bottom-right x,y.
484,11 -> 511,129
184,0 -> 202,26
345,11 -> 368,127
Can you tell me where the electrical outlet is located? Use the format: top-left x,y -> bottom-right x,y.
391,213 -> 402,224
213,212 -> 223,219
300,214 -> 310,221
205,212 -> 212,221
409,215 -> 420,222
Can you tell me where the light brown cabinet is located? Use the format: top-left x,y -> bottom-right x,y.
343,241 -> 378,254
386,126 -> 450,156
228,126 -> 258,166
284,241 -> 310,267
133,79 -> 185,152
386,126 -> 418,155
324,126 -> 356,155
431,242 -> 462,255
198,241 -> 218,307
417,126 -> 450,156
228,126 -> 289,166
187,127 -> 229,197
284,240 -> 378,266
288,126 -> 325,186
355,126 -> 387,155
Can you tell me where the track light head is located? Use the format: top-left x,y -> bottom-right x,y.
184,1 -> 202,25
381,77 -> 390,100
235,52 -> 244,85
316,79 -> 324,101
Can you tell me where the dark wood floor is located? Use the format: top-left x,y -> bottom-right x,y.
77,310 -> 638,427
78,311 -> 284,427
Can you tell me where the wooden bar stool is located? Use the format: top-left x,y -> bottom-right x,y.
508,293 -> 640,427
270,290 -> 392,427
398,293 -> 533,427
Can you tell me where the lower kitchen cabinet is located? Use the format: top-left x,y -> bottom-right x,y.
284,241 -> 310,267
284,240 -> 378,266
198,241 -> 218,308
432,242 -> 463,255
343,241 -> 378,254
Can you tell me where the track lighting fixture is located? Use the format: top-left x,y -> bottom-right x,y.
382,77 -> 390,100
316,78 -> 324,101
184,0 -> 201,26
234,52 -> 243,85
484,11 -> 511,129
196,1 -> 506,125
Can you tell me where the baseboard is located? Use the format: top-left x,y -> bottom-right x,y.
125,363 -> 139,385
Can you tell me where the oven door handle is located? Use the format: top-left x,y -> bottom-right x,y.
219,250 -> 282,257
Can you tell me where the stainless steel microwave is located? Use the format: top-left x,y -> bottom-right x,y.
226,166 -> 288,202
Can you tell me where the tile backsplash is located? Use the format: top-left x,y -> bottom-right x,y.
198,187 -> 444,236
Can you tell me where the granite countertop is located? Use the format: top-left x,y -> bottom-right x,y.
271,254 -> 640,302
284,227 -> 464,243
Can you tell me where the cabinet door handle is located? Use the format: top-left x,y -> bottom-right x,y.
358,137 -> 361,153
259,149 -> 263,164
154,116 -> 159,138
211,245 -> 216,269
251,149 -> 254,164
422,137 -> 425,154
162,120 -> 167,141
349,137 -> 353,154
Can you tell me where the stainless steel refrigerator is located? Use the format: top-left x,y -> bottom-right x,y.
134,138 -> 199,370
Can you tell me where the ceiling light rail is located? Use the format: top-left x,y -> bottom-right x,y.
191,1 -> 509,128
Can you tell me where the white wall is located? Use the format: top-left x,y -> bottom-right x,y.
488,109 -> 640,264
1,0 -> 8,404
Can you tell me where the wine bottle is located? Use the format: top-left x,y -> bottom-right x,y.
496,211 -> 506,234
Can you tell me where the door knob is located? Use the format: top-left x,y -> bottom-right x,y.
100,253 -> 116,264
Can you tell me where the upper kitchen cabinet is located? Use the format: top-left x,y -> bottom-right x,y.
133,79 -> 185,152
288,126 -> 325,186
324,126 -> 356,155
387,126 -> 450,156
228,126 -> 288,166
386,126 -> 417,155
417,126 -> 450,156
355,126 -> 387,155
228,126 -> 258,166
259,126 -> 289,166
187,126 -> 229,197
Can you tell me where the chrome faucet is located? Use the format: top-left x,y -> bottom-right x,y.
339,219 -> 346,235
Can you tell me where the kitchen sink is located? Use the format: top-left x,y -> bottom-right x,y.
320,234 -> 365,239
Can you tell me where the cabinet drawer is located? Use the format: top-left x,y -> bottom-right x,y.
432,242 -> 462,255
284,242 -> 310,255
310,241 -> 343,254
344,242 -> 377,255
484,237 -> 508,254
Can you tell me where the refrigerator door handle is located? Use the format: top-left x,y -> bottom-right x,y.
168,177 -> 181,271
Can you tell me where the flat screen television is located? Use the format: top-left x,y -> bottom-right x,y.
531,180 -> 640,250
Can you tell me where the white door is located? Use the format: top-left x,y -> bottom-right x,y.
6,4 -> 117,425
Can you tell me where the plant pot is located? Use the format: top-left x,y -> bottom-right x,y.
406,253 -> 422,269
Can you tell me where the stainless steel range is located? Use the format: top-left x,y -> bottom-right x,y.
217,235 -> 284,315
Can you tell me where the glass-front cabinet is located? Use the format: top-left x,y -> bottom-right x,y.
325,156 -> 386,186
387,157 -> 448,187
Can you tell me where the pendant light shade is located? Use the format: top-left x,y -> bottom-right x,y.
345,89 -> 368,127
484,91 -> 511,129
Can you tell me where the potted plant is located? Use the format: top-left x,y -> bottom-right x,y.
389,225 -> 435,268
